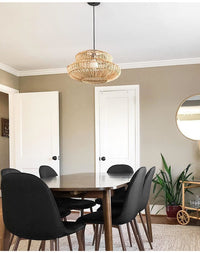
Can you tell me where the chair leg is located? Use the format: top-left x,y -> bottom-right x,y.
82,227 -> 86,250
55,238 -> 59,251
76,230 -> 84,251
92,224 -> 98,246
126,223 -> 132,247
64,216 -> 73,250
139,212 -> 153,249
117,225 -> 126,251
42,241 -> 46,251
96,224 -> 103,251
27,239 -> 32,251
67,235 -> 73,251
39,241 -> 42,251
130,221 -> 143,251
39,240 -> 46,251
133,219 -> 145,251
13,237 -> 21,251
90,207 -> 96,233
50,240 -> 54,251
8,234 -> 14,250
145,203 -> 153,242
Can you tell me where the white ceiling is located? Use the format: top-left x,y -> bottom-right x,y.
1,2 -> 200,74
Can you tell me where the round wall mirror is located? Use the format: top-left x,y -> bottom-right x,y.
177,94 -> 200,140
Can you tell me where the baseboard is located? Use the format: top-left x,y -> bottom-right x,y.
143,204 -> 166,215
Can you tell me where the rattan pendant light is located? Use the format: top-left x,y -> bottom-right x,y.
67,2 -> 121,84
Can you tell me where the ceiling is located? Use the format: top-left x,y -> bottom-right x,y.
1,2 -> 200,74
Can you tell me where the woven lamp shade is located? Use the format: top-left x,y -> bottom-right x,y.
67,49 -> 121,84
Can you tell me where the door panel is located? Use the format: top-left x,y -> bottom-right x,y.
96,86 -> 139,173
13,91 -> 60,176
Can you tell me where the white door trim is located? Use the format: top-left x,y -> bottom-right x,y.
0,84 -> 19,168
95,85 -> 140,173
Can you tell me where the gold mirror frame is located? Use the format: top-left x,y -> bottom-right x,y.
176,93 -> 200,141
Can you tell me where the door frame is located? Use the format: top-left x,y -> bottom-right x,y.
0,84 -> 19,168
95,84 -> 140,173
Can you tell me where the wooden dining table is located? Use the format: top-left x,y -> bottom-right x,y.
0,172 -> 152,251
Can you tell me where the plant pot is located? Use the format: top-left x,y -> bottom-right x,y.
166,205 -> 181,218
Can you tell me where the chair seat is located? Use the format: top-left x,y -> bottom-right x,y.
56,197 -> 96,210
62,221 -> 85,236
77,208 -> 122,225
95,197 -> 124,206
22,220 -> 86,240
58,207 -> 71,219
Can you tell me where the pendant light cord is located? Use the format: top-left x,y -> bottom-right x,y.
93,5 -> 96,50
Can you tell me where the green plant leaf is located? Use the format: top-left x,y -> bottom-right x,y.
152,155 -> 194,213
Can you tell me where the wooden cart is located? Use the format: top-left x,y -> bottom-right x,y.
177,180 -> 200,225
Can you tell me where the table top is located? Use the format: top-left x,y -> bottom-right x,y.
42,172 -> 133,191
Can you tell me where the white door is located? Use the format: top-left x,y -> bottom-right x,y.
13,91 -> 60,176
95,85 -> 140,173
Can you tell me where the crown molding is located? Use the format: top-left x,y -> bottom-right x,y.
1,57 -> 200,77
0,62 -> 19,76
119,57 -> 200,69
19,68 -> 67,77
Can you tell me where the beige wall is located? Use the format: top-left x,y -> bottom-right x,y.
19,64 -> 200,178
0,92 -> 9,169
0,69 -> 19,90
0,69 -> 18,175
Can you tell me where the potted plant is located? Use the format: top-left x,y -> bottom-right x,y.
152,154 -> 193,218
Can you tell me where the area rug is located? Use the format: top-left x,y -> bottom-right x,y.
10,223 -> 200,251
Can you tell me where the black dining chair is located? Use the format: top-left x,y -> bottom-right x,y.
39,165 -> 58,178
137,166 -> 155,249
109,166 -> 156,249
107,164 -> 134,198
1,172 -> 85,251
1,168 -> 21,176
39,165 -> 96,250
95,164 -> 133,205
1,168 -> 72,251
39,165 -> 96,214
1,168 -> 21,250
100,166 -> 155,248
94,164 -> 134,246
107,164 -> 134,175
104,166 -> 155,249
78,167 -> 146,251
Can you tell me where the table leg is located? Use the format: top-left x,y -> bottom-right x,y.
0,198 -> 10,250
102,189 -> 113,251
145,202 -> 153,242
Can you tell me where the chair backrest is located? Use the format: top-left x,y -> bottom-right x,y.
1,168 -> 21,177
39,165 -> 58,179
116,167 -> 146,224
139,166 -> 156,211
107,164 -> 134,175
1,173 -> 66,240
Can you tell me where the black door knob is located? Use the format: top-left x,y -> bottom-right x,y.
100,156 -> 106,161
52,156 -> 57,160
